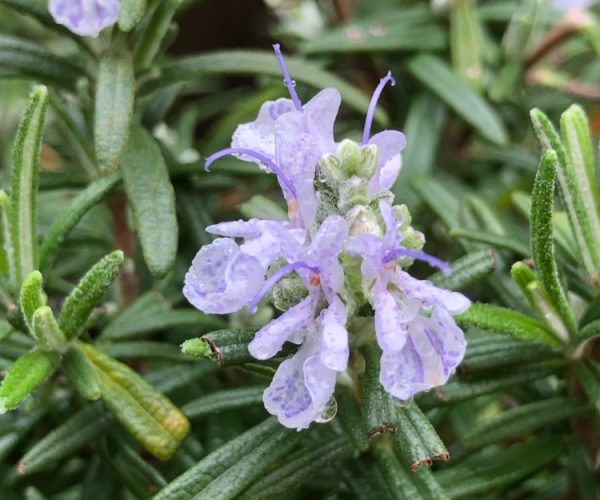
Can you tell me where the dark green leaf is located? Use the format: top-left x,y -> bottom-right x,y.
18,404 -> 110,476
530,149 -> 576,336
9,85 -> 48,288
94,48 -> 135,174
0,36 -> 85,90
435,439 -> 563,498
0,349 -> 58,413
182,387 -> 264,419
118,0 -> 147,31
430,248 -> 496,291
393,402 -> 449,472
154,418 -> 283,499
462,397 -> 586,449
456,303 -> 560,347
302,5 -> 446,54
121,125 -> 178,278
407,55 -> 507,145
239,437 -> 354,500
80,342 -> 190,461
144,51 -> 388,125
58,250 -> 124,341
64,346 -> 101,401
39,175 -> 119,271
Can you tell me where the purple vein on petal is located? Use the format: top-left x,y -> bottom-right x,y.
248,261 -> 320,313
384,247 -> 451,275
273,43 -> 303,112
204,147 -> 297,197
362,71 -> 396,144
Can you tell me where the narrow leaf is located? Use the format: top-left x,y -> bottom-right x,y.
450,0 -> 483,89
118,0 -> 147,31
195,430 -> 298,500
430,248 -> 496,291
143,50 -> 388,125
435,439 -> 563,498
31,306 -> 66,352
371,441 -> 423,499
94,48 -> 135,174
18,404 -> 110,476
0,349 -> 58,413
154,418 -> 282,499
407,54 -> 507,145
133,0 -> 181,68
449,228 -> 529,255
0,36 -> 85,90
19,270 -> 46,332
302,5 -> 446,54
362,344 -> 399,438
418,361 -> 563,409
121,125 -> 178,278
187,328 -> 258,366
456,303 -> 560,347
9,85 -> 48,288
530,149 -> 576,336
39,175 -> 119,271
530,108 -> 600,286
58,250 -> 124,341
0,192 -> 13,279
462,397 -> 586,449
560,104 -> 600,282
81,343 -> 190,461
393,402 -> 449,472
239,437 -> 354,500
64,346 -> 101,401
461,333 -> 556,373
336,386 -> 369,452
182,387 -> 264,419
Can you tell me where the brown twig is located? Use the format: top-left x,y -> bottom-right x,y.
525,9 -> 595,68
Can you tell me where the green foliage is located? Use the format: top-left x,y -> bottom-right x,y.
121,125 -> 178,278
1,1 -> 600,498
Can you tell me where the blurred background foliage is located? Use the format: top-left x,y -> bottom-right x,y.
1,0 -> 600,498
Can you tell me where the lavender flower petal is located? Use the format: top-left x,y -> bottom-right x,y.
275,111 -> 321,227
49,0 -> 120,37
369,130 -> 407,167
368,131 -> 406,196
319,295 -> 349,371
307,215 -> 348,295
373,279 -> 410,353
248,294 -> 317,360
263,342 -> 337,430
231,98 -> 296,163
394,270 -> 471,314
303,88 -> 341,154
183,238 -> 265,314
379,310 -> 466,400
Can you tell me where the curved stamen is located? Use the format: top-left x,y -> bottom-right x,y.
248,261 -> 320,312
273,43 -> 303,112
362,71 -> 396,144
383,247 -> 451,275
204,147 -> 297,197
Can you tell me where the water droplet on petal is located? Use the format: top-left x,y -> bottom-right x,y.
396,396 -> 413,408
315,396 -> 338,423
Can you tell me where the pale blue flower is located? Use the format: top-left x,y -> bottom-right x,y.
347,200 -> 470,400
186,44 -> 469,430
49,0 -> 120,37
